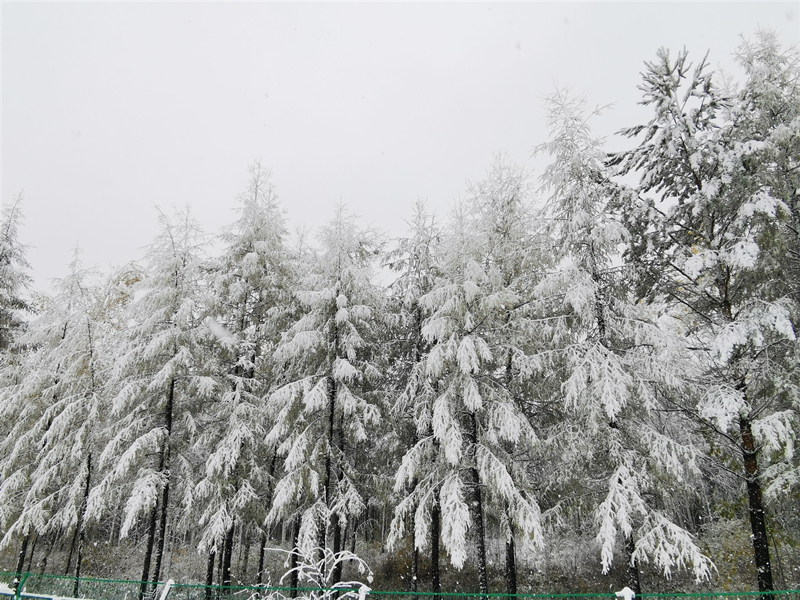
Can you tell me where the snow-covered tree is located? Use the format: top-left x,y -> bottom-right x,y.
610,37 -> 799,591
265,204 -> 384,586
535,88 -> 713,590
389,158 -> 544,596
193,162 -> 293,588
0,193 -> 32,351
87,207 -> 217,599
0,251 -> 111,594
384,200 -> 442,593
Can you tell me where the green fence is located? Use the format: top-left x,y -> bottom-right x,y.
1,573 -> 797,600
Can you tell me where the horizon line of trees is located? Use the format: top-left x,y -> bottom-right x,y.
1,30 -> 799,597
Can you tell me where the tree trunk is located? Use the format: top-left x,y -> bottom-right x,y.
240,529 -> 251,583
467,412 -> 489,597
139,503 -> 159,600
151,378 -> 175,591
222,521 -> 235,589
40,534 -> 53,574
624,534 -> 641,595
13,530 -> 30,587
72,453 -> 93,598
290,519 -> 301,599
740,414 -> 774,593
410,514 -> 419,593
25,532 -> 37,574
431,489 -> 441,600
205,548 -> 216,600
504,503 -> 517,596
331,513 -> 343,585
256,531 -> 267,587
64,525 -> 79,576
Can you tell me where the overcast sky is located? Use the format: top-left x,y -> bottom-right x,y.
3,2 -> 798,292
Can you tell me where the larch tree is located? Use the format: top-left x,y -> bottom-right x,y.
0,193 -> 32,352
265,204 -> 384,587
0,253 -> 109,595
535,88 -> 713,591
193,162 -> 293,588
390,158 -> 544,596
385,200 -> 442,594
87,207 -> 217,599
609,38 -> 798,592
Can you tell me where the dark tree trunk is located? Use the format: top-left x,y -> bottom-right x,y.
504,503 -> 517,596
410,520 -> 419,593
25,532 -> 37,574
624,535 -> 641,595
13,531 -> 30,587
430,490 -> 441,600
150,478 -> 171,587
290,519 -> 301,599
139,503 -> 160,600
256,531 -> 267,587
40,534 -> 54,574
467,412 -> 489,597
151,378 -> 175,591
331,513 -> 343,585
239,529 -> 251,582
740,415 -> 775,593
64,525 -> 79,576
72,453 -> 93,598
205,548 -> 216,600
222,521 -> 235,589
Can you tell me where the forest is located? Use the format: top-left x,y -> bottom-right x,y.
1,31 -> 799,597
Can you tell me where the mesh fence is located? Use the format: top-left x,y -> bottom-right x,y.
0,573 -> 797,600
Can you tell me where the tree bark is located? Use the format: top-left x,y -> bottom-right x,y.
25,533 -> 37,573
289,519 -> 301,599
222,521 -> 235,589
139,502 -> 159,600
624,534 -> 641,595
72,453 -> 93,598
504,503 -> 517,596
430,489 -> 441,600
13,530 -> 30,587
331,513 -> 344,585
467,412 -> 489,597
64,524 -> 78,576
151,378 -> 175,590
740,414 -> 775,593
240,529 -> 251,583
256,530 -> 267,587
205,548 -> 216,600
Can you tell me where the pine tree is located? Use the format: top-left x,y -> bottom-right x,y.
385,201 -> 441,594
0,251 -> 108,594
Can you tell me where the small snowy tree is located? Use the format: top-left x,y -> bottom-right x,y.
0,193 -> 32,351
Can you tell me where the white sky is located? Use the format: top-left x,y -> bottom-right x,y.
3,2 -> 798,292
